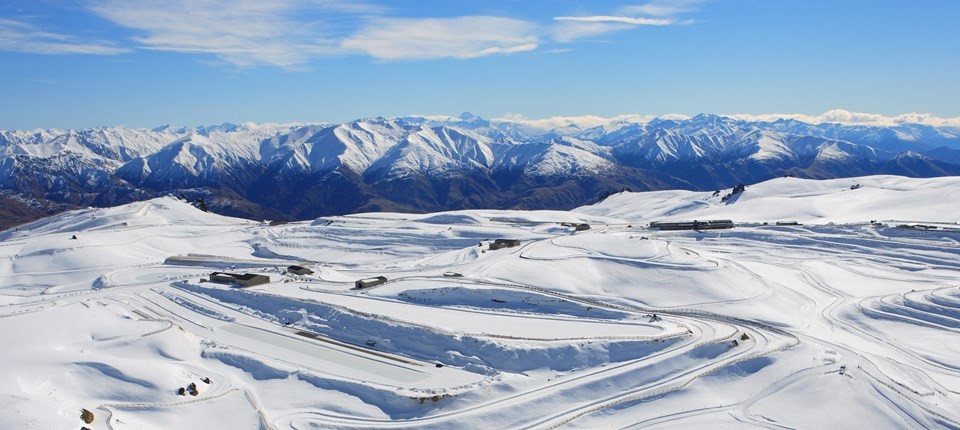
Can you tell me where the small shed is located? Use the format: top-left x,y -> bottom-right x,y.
287,265 -> 314,275
355,276 -> 388,289
489,239 -> 521,250
234,274 -> 270,287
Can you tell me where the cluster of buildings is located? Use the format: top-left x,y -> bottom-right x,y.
205,265 -> 315,287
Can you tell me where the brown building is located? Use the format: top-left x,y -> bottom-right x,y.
287,265 -> 314,275
209,272 -> 271,287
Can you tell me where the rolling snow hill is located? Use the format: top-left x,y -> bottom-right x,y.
579,175 -> 960,225
1,175 -> 958,428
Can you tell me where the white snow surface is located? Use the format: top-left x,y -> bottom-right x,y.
578,174 -> 960,225
1,175 -> 959,429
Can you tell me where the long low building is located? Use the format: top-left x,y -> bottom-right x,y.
650,220 -> 735,231
209,272 -> 271,287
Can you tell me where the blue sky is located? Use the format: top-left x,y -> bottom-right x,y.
1,0 -> 958,129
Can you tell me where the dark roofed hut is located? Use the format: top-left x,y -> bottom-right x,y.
209,272 -> 237,284
287,265 -> 314,275
233,273 -> 270,287
489,239 -> 521,250
355,276 -> 388,289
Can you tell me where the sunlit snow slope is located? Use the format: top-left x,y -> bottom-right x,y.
0,175 -> 958,429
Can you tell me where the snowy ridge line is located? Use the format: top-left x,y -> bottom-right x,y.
164,254 -> 315,268
908,294 -> 960,320
398,277 -> 751,347
884,220 -> 960,227
139,321 -> 174,338
517,239 -> 717,270
858,352 -> 937,398
133,292 -> 208,330
443,277 -> 635,312
394,276 -> 678,324
661,308 -> 798,339
97,267 -> 196,289
878,294 -> 960,329
794,234 -> 960,271
854,230 -> 960,249
930,287 -> 960,307
856,365 -> 960,428
263,321 -> 716,428
436,276 -> 790,349
819,289 -> 960,379
0,303 -> 51,319
306,283 -> 628,323
128,303 -> 176,338
242,390 -> 276,430
534,332 -> 800,429
370,276 -> 771,360
96,388 -> 255,427
307,289 -> 676,342
784,259 -> 960,401
289,330 -> 425,367
625,356 -> 847,430
858,298 -> 960,335
284,285 -> 687,342
154,288 -> 235,322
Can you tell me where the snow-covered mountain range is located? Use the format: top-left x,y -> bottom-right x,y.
2,114 -> 959,228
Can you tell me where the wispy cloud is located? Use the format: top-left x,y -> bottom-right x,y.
552,0 -> 702,42
621,0 -> 703,17
554,16 -> 674,26
342,16 -> 538,60
89,1 -> 537,65
88,0 -> 352,69
0,18 -> 128,55
3,1 -> 703,67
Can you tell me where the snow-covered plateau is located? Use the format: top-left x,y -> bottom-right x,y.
1,175 -> 959,429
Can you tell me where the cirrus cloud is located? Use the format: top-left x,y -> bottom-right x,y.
0,18 -> 128,55
621,0 -> 704,17
89,0 -> 346,69
341,16 -> 539,61
554,16 -> 675,26
551,0 -> 703,42
5,1 -> 702,67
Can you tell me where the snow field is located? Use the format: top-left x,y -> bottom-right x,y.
1,175 -> 959,428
